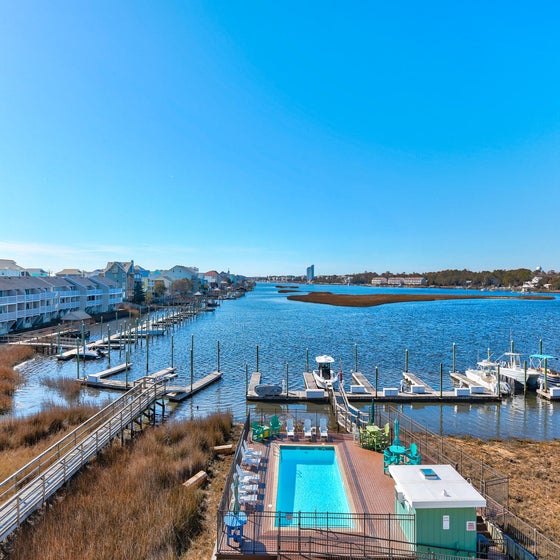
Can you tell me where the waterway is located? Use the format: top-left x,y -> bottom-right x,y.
8,283 -> 560,440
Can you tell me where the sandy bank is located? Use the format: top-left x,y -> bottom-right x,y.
287,291 -> 553,307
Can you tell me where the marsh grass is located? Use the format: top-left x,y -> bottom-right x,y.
0,404 -> 100,481
40,376 -> 82,401
0,346 -> 34,413
446,436 -> 560,543
4,412 -> 233,560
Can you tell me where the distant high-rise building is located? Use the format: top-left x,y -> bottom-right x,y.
306,265 -> 315,282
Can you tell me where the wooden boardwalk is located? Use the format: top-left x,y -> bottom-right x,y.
0,380 -> 168,543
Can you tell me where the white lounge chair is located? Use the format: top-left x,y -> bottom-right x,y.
236,464 -> 259,483
242,439 -> 263,457
319,417 -> 328,439
241,450 -> 260,469
238,481 -> 259,494
231,484 -> 259,505
286,417 -> 295,438
304,418 -> 315,439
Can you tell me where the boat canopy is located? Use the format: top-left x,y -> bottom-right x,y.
530,354 -> 557,360
315,355 -> 335,364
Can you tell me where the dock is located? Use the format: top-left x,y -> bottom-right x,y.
247,369 -> 501,404
82,367 -> 223,402
537,387 -> 560,401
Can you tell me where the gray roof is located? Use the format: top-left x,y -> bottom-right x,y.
61,311 -> 92,321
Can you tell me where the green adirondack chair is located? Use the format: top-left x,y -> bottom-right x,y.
270,415 -> 281,436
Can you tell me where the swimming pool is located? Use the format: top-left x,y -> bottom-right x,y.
276,445 -> 353,528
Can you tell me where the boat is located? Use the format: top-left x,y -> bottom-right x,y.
497,352 -> 541,390
254,384 -> 283,397
312,355 -> 340,390
464,359 -> 511,395
530,354 -> 560,389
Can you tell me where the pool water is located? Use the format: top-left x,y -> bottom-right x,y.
276,445 -> 353,527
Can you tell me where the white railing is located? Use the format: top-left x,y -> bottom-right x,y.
0,379 -> 167,542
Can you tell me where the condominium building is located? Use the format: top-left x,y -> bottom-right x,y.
0,275 -> 123,336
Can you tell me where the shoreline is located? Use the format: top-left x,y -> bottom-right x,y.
286,291 -> 554,307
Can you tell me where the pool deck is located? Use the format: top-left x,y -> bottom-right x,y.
217,432 -> 406,558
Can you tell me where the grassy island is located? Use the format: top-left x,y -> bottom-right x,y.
286,291 -> 554,307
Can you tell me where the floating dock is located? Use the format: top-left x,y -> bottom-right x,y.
537,386 -> 560,401
246,370 -> 501,404
82,366 -> 223,402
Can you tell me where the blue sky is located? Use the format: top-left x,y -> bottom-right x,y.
1,1 -> 559,276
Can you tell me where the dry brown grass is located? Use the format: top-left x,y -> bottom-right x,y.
3,413 -> 233,560
0,404 -> 100,481
287,291 -> 554,307
0,345 -> 35,413
40,376 -> 82,401
445,436 -> 560,543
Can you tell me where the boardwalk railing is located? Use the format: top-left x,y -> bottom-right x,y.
0,378 -> 168,542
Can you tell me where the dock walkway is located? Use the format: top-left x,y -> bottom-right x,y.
0,380 -> 168,542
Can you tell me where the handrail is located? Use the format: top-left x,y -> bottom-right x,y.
0,379 -> 167,542
0,378 -> 163,504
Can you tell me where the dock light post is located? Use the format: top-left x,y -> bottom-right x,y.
217,340 -> 221,372
375,366 -> 378,398
405,349 -> 409,373
439,363 -> 443,399
171,335 -> 174,369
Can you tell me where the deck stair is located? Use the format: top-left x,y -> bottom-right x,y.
0,379 -> 168,542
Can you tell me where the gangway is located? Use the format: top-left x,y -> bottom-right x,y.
0,378 -> 168,542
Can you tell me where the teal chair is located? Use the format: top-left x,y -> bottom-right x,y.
251,421 -> 265,442
406,442 -> 422,465
270,415 -> 281,436
383,448 -> 400,475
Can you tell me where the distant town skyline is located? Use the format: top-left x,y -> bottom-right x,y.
2,3 -> 559,276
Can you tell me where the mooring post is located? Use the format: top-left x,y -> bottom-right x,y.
405,349 -> 409,373
285,362 -> 289,397
146,333 -> 149,375
523,361 -> 527,395
452,342 -> 456,373
354,343 -> 358,373
440,363 -> 443,399
217,340 -> 221,372
245,363 -> 249,395
256,344 -> 259,373
375,366 -> 378,398
107,325 -> 111,368
171,334 -> 174,369
190,348 -> 194,394
544,357 -> 548,392
76,338 -> 80,379
306,347 -> 309,373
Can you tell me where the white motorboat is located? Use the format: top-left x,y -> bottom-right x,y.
530,354 -> 560,389
312,355 -> 340,390
465,359 -> 511,395
498,352 -> 541,390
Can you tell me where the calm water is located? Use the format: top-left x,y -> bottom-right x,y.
9,283 -> 560,440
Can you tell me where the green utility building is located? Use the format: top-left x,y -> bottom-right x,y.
389,464 -> 486,558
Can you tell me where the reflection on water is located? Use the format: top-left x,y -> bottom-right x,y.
7,283 -> 560,440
